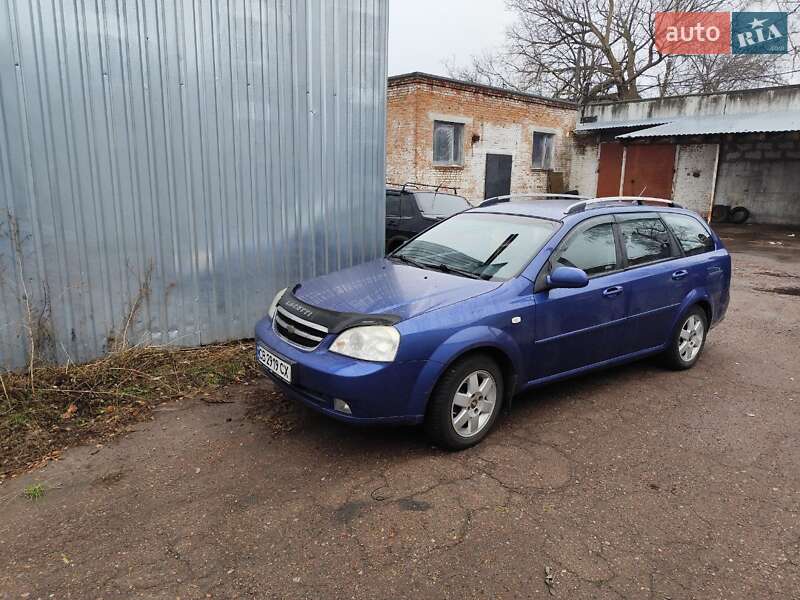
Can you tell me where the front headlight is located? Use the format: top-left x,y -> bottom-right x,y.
329,326 -> 400,362
268,287 -> 287,319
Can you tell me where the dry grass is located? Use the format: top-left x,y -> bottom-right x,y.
0,341 -> 259,479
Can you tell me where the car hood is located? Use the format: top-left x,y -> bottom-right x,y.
293,258 -> 501,321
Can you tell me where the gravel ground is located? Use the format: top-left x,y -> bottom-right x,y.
1,224 -> 799,600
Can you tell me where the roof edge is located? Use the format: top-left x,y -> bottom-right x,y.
584,82 -> 800,108
388,72 -> 578,110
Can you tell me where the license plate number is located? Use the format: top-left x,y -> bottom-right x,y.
257,345 -> 292,383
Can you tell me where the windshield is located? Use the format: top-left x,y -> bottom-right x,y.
414,192 -> 470,217
392,212 -> 559,281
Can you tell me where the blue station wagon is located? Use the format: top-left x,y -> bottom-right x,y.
255,196 -> 731,449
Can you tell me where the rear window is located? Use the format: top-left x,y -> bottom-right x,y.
619,218 -> 674,266
662,213 -> 715,256
413,192 -> 470,217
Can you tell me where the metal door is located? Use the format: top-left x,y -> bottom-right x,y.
484,154 -> 513,199
596,142 -> 624,196
622,144 -> 676,198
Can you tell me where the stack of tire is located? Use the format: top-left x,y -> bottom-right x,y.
711,204 -> 750,224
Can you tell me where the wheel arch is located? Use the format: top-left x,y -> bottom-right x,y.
408,330 -> 522,417
695,298 -> 712,324
671,289 -> 713,335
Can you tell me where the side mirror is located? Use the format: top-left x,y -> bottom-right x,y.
546,266 -> 589,289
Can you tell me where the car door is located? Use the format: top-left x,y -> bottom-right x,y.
385,191 -> 403,252
530,216 -> 629,381
661,212 -> 728,323
614,212 -> 686,353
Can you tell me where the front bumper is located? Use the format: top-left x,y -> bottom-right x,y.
254,317 -> 428,425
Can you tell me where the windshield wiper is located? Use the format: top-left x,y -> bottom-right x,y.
426,262 -> 483,280
392,254 -> 427,269
393,254 -> 484,280
482,233 -> 518,267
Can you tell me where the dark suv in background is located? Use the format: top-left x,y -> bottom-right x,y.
385,183 -> 470,253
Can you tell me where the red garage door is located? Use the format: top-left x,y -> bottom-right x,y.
622,144 -> 676,199
596,142 -> 624,196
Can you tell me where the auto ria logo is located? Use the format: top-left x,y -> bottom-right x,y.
655,11 -> 788,55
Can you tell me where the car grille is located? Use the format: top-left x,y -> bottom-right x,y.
273,306 -> 329,350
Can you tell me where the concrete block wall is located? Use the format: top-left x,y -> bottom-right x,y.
672,144 -> 718,217
716,133 -> 800,225
386,77 -> 577,202
569,141 -> 601,197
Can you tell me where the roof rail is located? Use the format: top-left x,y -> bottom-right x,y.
386,181 -> 459,194
480,192 -> 590,207
565,196 -> 682,215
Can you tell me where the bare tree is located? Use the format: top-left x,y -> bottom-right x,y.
448,0 -> 795,102
663,55 -> 787,94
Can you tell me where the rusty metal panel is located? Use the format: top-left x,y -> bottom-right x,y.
596,142 -> 624,197
622,145 -> 676,199
0,0 -> 389,370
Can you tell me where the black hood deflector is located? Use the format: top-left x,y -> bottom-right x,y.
278,286 -> 401,334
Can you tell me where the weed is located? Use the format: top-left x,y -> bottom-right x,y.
1,341 -> 259,478
23,483 -> 44,500
6,412 -> 28,428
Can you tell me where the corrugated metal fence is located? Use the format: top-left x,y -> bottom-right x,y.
0,0 -> 388,369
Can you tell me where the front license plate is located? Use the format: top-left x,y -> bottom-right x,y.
257,345 -> 292,383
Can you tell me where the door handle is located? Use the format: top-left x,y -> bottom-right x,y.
671,269 -> 688,280
707,266 -> 723,276
602,286 -> 623,298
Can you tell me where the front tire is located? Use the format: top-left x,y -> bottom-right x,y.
665,307 -> 708,370
425,354 -> 504,450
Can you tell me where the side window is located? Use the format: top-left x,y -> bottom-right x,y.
662,213 -> 715,256
619,218 -> 673,267
532,131 -> 555,170
400,196 -> 415,218
552,222 -> 618,276
386,194 -> 401,218
433,121 -> 464,165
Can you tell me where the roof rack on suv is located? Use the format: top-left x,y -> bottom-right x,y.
386,181 -> 459,194
480,192 -> 590,207
565,196 -> 682,215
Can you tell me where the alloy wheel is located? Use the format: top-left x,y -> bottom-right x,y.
678,314 -> 704,362
451,370 -> 497,438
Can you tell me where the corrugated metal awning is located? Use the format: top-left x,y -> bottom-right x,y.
617,110 -> 800,138
574,117 -> 673,132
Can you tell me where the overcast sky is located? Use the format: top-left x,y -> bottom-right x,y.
388,0 -> 512,77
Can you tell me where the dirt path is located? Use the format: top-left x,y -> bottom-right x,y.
1,226 -> 799,599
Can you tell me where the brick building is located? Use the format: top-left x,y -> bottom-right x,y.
386,72 -> 578,202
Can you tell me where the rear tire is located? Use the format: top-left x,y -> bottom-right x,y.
424,354 -> 504,450
664,307 -> 708,370
711,204 -> 730,223
729,206 -> 750,224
